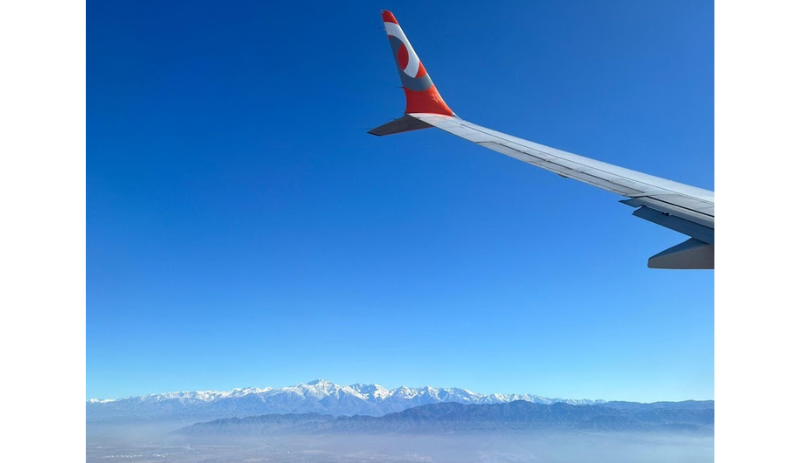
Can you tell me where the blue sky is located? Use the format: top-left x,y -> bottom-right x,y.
87,0 -> 713,402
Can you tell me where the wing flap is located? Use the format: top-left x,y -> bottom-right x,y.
648,238 -> 714,270
632,207 -> 714,244
622,196 -> 714,229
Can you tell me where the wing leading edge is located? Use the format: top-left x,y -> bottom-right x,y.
369,11 -> 714,269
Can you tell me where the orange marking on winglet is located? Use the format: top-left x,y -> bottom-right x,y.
403,86 -> 454,116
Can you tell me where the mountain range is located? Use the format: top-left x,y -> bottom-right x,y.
87,379 -> 608,420
177,400 -> 714,435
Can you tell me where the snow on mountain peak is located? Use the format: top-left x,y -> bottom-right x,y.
350,383 -> 390,400
87,380 -> 607,420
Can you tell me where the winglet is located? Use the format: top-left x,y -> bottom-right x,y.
379,10 -> 455,117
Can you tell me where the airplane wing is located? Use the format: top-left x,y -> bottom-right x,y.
369,11 -> 714,270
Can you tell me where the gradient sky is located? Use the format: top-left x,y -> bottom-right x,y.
87,0 -> 713,402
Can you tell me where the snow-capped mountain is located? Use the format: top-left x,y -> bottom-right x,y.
87,379 -> 606,420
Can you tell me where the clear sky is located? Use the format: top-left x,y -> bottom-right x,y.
87,0 -> 713,402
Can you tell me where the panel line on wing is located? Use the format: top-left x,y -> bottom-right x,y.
478,141 -> 644,197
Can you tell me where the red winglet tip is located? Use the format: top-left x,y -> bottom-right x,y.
382,10 -> 398,24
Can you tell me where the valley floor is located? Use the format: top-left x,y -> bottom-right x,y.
87,421 -> 714,463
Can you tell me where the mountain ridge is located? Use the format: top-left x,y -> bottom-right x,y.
176,400 -> 714,435
87,379 -> 612,420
